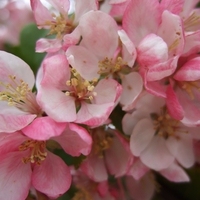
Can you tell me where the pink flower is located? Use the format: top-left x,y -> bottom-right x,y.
0,122 -> 92,199
0,51 -> 41,133
37,54 -> 122,126
80,127 -> 133,182
122,0 -> 185,97
123,92 -> 195,171
31,0 -> 98,52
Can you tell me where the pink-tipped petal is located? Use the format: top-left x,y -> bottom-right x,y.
128,159 -> 149,180
36,38 -> 62,53
137,34 -> 168,66
52,123 -> 92,156
159,162 -> 190,182
174,57 -> 200,81
166,84 -> 184,120
22,117 -> 67,140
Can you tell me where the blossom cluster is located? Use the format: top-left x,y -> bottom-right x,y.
1,0 -> 200,199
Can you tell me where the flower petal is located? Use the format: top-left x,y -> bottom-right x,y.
0,152 -> 32,200
32,151 -> 72,199
22,117 -> 67,140
52,123 -> 92,156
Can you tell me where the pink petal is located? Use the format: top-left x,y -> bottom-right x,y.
166,84 -> 184,120
174,133 -> 195,168
79,11 -> 118,60
141,136 -> 174,170
183,31 -> 200,57
123,0 -> 161,46
93,79 -> 122,104
177,89 -> 200,126
0,113 -> 36,133
109,1 -> 130,17
144,79 -> 167,98
105,134 -> 133,177
76,102 -> 114,126
125,174 -> 155,200
120,72 -> 143,111
66,45 -> 99,80
128,159 -> 150,180
32,151 -> 71,199
174,57 -> 200,81
80,154 -> 108,182
0,132 -> 26,155
0,152 -> 32,200
52,123 -> 92,156
159,162 -> 190,182
145,56 -> 179,81
130,118 -> 155,157
22,117 -> 67,140
36,38 -> 62,53
37,88 -> 76,122
41,54 -> 70,90
118,30 -> 137,67
137,34 -> 168,66
160,0 -> 185,14
30,0 -> 54,27
74,0 -> 98,23
0,51 -> 35,88
47,0 -> 70,14
157,10 -> 184,58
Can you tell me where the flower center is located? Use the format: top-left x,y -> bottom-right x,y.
98,56 -> 128,77
0,75 -> 41,114
151,107 -> 184,139
45,13 -> 73,39
92,129 -> 113,158
65,68 -> 98,102
19,140 -> 47,165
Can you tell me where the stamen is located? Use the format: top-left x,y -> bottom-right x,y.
184,11 -> 200,30
19,140 -> 47,165
92,129 -> 113,158
179,80 -> 200,100
98,56 -> 127,77
0,75 -> 41,114
65,68 -> 98,102
152,107 -> 182,138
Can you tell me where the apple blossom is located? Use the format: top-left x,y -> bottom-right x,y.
31,0 -> 98,52
0,51 -> 41,133
0,121 -> 92,199
37,54 -> 122,126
